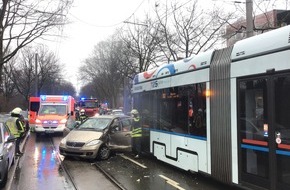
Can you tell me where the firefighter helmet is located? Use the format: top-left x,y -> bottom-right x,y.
130,109 -> 139,115
11,107 -> 22,115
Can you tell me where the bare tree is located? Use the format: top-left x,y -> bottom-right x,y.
120,16 -> 163,74
155,0 -> 236,61
0,59 -> 17,111
79,39 -> 125,108
0,0 -> 73,86
224,0 -> 290,45
8,45 -> 71,101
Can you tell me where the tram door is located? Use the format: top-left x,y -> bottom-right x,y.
238,72 -> 290,190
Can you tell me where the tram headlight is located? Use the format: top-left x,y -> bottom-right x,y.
205,89 -> 211,97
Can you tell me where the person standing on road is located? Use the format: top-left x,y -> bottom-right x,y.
6,107 -> 25,156
188,105 -> 194,127
131,109 -> 142,158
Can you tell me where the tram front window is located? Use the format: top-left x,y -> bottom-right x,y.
239,79 -> 269,178
275,75 -> 290,186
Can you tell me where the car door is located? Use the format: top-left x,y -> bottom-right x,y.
3,124 -> 15,166
108,117 -> 132,151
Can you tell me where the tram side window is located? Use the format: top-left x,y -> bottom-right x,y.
133,92 -> 155,129
157,83 -> 206,136
133,83 -> 207,137
187,83 -> 207,137
140,93 -> 154,129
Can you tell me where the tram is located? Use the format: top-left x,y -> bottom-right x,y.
131,25 -> 290,190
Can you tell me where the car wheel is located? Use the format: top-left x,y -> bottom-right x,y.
0,163 -> 8,188
98,145 -> 110,160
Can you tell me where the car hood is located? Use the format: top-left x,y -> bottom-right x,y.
66,130 -> 103,142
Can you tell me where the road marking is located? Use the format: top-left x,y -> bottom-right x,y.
159,174 -> 186,190
120,155 -> 147,168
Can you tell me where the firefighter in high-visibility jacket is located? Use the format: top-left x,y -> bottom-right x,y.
131,109 -> 142,158
79,109 -> 88,123
6,107 -> 25,156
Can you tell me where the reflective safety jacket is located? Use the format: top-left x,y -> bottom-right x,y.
132,117 -> 142,138
79,115 -> 88,123
6,117 -> 24,138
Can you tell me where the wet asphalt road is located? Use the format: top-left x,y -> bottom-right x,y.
9,133 -> 75,190
7,132 -> 242,190
95,153 -> 240,190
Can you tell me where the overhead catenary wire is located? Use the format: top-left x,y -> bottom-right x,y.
69,0 -> 147,28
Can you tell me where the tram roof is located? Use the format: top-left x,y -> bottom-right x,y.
231,25 -> 290,61
133,26 -> 290,85
133,50 -> 214,84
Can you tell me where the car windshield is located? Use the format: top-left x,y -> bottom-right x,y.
78,118 -> 111,131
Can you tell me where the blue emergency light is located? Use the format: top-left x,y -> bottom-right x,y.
40,95 -> 46,101
62,96 -> 68,101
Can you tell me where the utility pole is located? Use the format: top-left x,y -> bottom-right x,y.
246,0 -> 253,37
35,53 -> 38,97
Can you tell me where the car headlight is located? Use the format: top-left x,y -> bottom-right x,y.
86,140 -> 101,146
60,138 -> 67,145
35,119 -> 41,124
60,118 -> 67,124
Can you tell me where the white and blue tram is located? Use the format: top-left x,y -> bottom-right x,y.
131,25 -> 290,190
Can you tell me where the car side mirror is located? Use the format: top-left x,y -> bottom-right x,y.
111,124 -> 119,132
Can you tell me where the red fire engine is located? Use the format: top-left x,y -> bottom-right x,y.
76,98 -> 100,117
28,96 -> 40,130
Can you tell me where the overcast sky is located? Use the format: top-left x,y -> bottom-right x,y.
43,0 -> 288,93
46,0 -> 150,92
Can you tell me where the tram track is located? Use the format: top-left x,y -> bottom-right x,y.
93,162 -> 127,190
50,136 -> 80,190
50,134 -> 125,190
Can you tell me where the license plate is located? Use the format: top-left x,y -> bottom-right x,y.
45,130 -> 54,133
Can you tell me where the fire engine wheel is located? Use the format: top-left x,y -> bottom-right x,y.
97,145 -> 110,160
